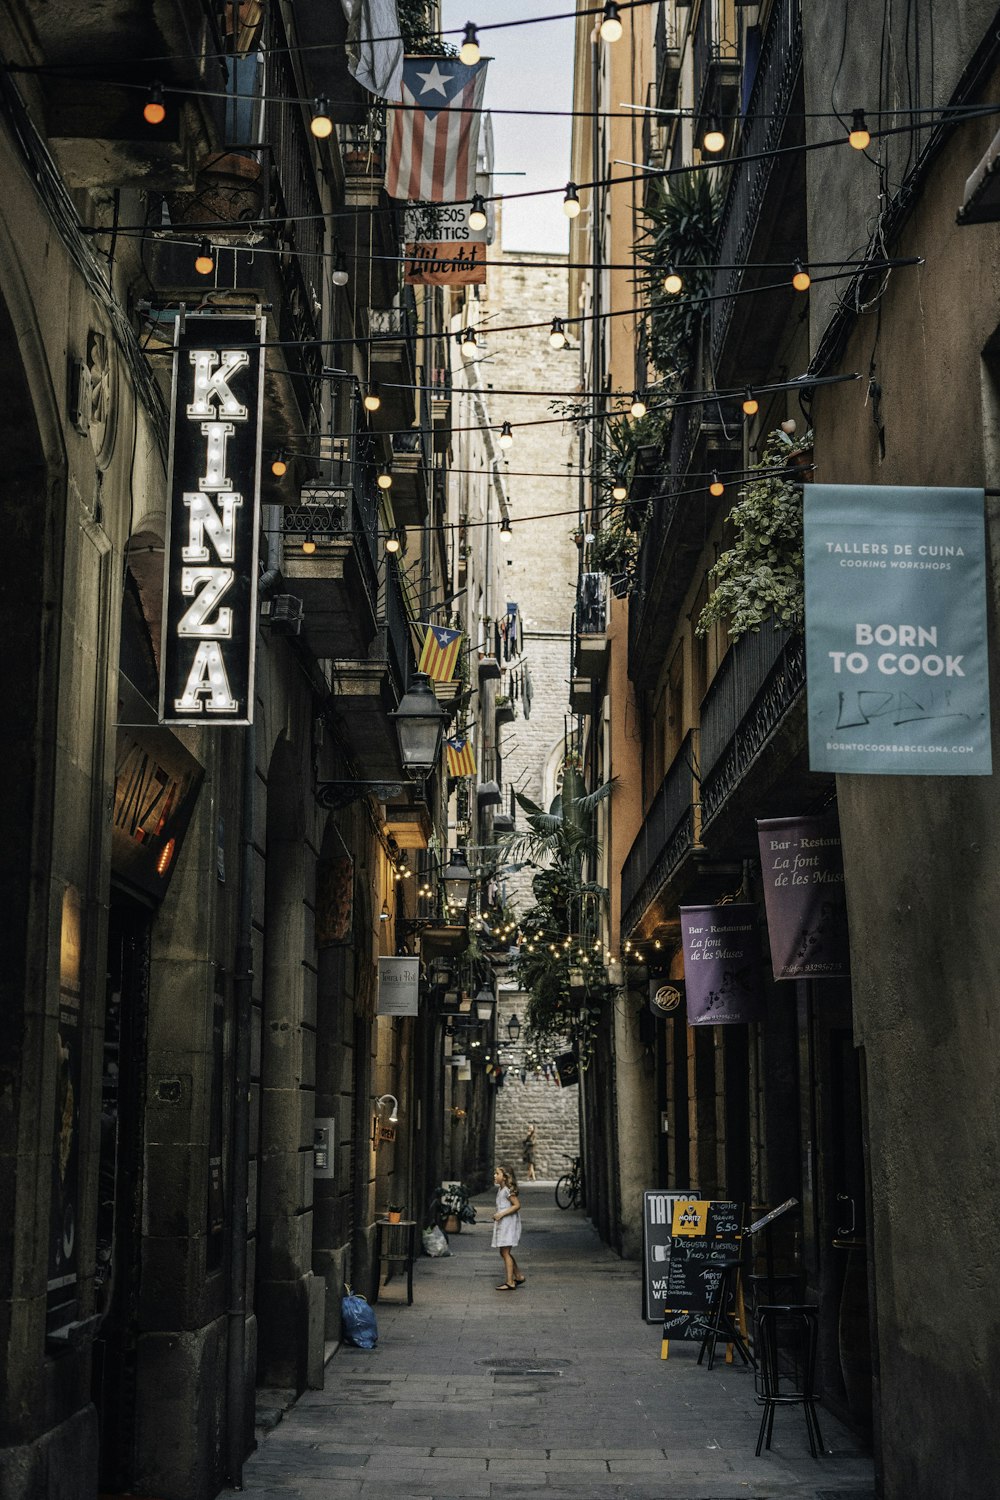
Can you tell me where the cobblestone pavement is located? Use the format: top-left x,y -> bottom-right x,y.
235,1184 -> 874,1500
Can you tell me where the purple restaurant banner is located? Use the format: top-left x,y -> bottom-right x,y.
679,905 -> 766,1025
756,815 -> 851,981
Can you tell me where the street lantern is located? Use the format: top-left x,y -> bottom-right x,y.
475,985 -> 494,1023
506,1012 -> 521,1042
390,672 -> 446,776
441,849 -> 473,912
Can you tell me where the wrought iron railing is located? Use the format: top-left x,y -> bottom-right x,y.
710,0 -> 803,369
699,629 -> 806,830
382,558 -> 410,696
692,0 -> 739,117
621,729 -> 700,936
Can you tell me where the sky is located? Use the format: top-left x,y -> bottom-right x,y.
440,1 -> 575,254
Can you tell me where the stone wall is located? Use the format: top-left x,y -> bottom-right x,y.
493,986 -> 579,1183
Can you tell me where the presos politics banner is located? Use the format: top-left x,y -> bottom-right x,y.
756,815 -> 850,980
679,905 -> 766,1025
804,484 -> 991,775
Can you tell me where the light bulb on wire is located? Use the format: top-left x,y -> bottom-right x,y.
792,259 -> 811,291
385,533 -> 401,554
143,83 -> 166,125
301,533 -> 316,555
563,182 -> 581,218
709,472 -> 724,498
702,115 -> 726,153
549,317 -> 567,349
629,392 -> 647,419
271,451 -> 288,478
498,420 -> 514,449
849,110 -> 871,150
363,383 -> 381,413
460,22 -> 481,65
469,193 -> 488,231
310,97 -> 333,139
332,249 -> 349,288
663,265 -> 683,294
611,474 -> 628,502
194,239 -> 215,276
742,388 -> 759,416
461,327 -> 479,358
599,1 -> 623,42
500,515 -> 512,537
377,471 -> 393,491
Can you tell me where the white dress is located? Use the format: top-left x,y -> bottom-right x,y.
491,1186 -> 522,1248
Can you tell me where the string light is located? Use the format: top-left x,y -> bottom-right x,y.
498,420 -> 514,449
301,533 -> 316,555
629,392 -> 647,419
385,534 -> 401,554
310,97 -> 334,138
849,109 -> 871,150
702,114 -> 726,153
563,182 -> 581,218
611,474 -> 628,501
599,1 -> 623,42
377,471 -> 393,490
461,327 -> 479,357
363,383 -> 381,412
709,472 -> 724,497
460,22 -> 481,65
194,239 -> 215,275
663,265 -> 683,294
792,259 -> 811,291
143,83 -> 166,125
331,249 -> 349,287
549,317 -> 567,349
500,514 -> 512,535
469,192 -> 488,231
742,387 -> 759,416
271,451 -> 288,477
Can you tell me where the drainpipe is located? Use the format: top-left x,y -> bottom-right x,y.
226,719 -> 255,1487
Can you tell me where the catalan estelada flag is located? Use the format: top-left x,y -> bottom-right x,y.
446,737 -> 477,778
417,623 -> 463,682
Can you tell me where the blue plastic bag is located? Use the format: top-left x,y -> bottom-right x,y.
341,1286 -> 378,1349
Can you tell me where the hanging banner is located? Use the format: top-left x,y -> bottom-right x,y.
403,203 -> 488,244
679,904 -> 765,1025
756,815 -> 850,980
804,484 -> 991,775
404,242 -> 486,285
377,956 -> 420,1016
160,313 -> 265,726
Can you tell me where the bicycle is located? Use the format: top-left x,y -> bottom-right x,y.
554,1154 -> 583,1210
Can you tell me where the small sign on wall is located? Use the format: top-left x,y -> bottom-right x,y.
377,956 -> 420,1016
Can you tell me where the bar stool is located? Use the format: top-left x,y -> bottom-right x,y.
754,1304 -> 823,1457
696,1259 -> 753,1371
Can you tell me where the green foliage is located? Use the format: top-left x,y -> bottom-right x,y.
696,429 -> 814,639
397,0 -> 454,54
636,174 -> 723,389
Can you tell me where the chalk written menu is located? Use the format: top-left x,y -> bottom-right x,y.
658,1199 -> 742,1341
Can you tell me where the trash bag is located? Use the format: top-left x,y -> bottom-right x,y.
422,1225 -> 451,1257
341,1286 -> 378,1349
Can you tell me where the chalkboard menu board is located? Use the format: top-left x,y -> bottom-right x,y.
642,1194 -> 742,1338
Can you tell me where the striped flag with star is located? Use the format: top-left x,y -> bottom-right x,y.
417,623 -> 463,682
386,56 -> 490,203
446,736 -> 477,778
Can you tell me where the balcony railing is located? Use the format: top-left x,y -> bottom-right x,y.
655,2 -> 681,110
710,0 -> 803,369
621,729 -> 701,936
382,558 -> 411,699
692,0 -> 740,119
699,628 -> 806,831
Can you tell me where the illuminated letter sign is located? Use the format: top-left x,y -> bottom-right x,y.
160,313 -> 265,725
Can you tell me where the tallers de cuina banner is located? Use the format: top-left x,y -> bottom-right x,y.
803,484 -> 991,775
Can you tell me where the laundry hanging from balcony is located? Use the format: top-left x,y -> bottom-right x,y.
341,0 -> 404,100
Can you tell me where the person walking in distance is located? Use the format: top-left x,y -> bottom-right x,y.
492,1165 -> 524,1290
521,1123 -> 537,1181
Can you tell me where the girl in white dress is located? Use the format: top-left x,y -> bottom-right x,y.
491,1165 -> 524,1290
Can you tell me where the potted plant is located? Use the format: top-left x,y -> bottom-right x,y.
495,694 -> 516,726
386,1202 -> 404,1224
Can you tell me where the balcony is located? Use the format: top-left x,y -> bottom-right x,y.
340,110 -> 401,307
641,83 -> 667,216
692,0 -> 740,136
710,0 -> 804,380
282,408 -> 381,659
23,0 -> 225,190
330,558 -> 418,784
621,730 -> 701,939
698,628 -> 807,841
573,572 -> 610,680
390,429 -> 431,527
627,402 -> 740,690
369,291 -> 418,429
655,3 -> 681,111
431,367 -> 452,452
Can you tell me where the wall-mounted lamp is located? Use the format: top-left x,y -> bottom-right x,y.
506,1012 -> 522,1042
371,1092 -> 399,1148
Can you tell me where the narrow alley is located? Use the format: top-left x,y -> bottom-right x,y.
239,1185 -> 874,1500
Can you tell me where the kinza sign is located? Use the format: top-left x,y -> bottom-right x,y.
160,313 -> 265,725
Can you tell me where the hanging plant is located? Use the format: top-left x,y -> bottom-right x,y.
696,427 -> 814,640
635,173 -> 723,389
397,0 -> 455,54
